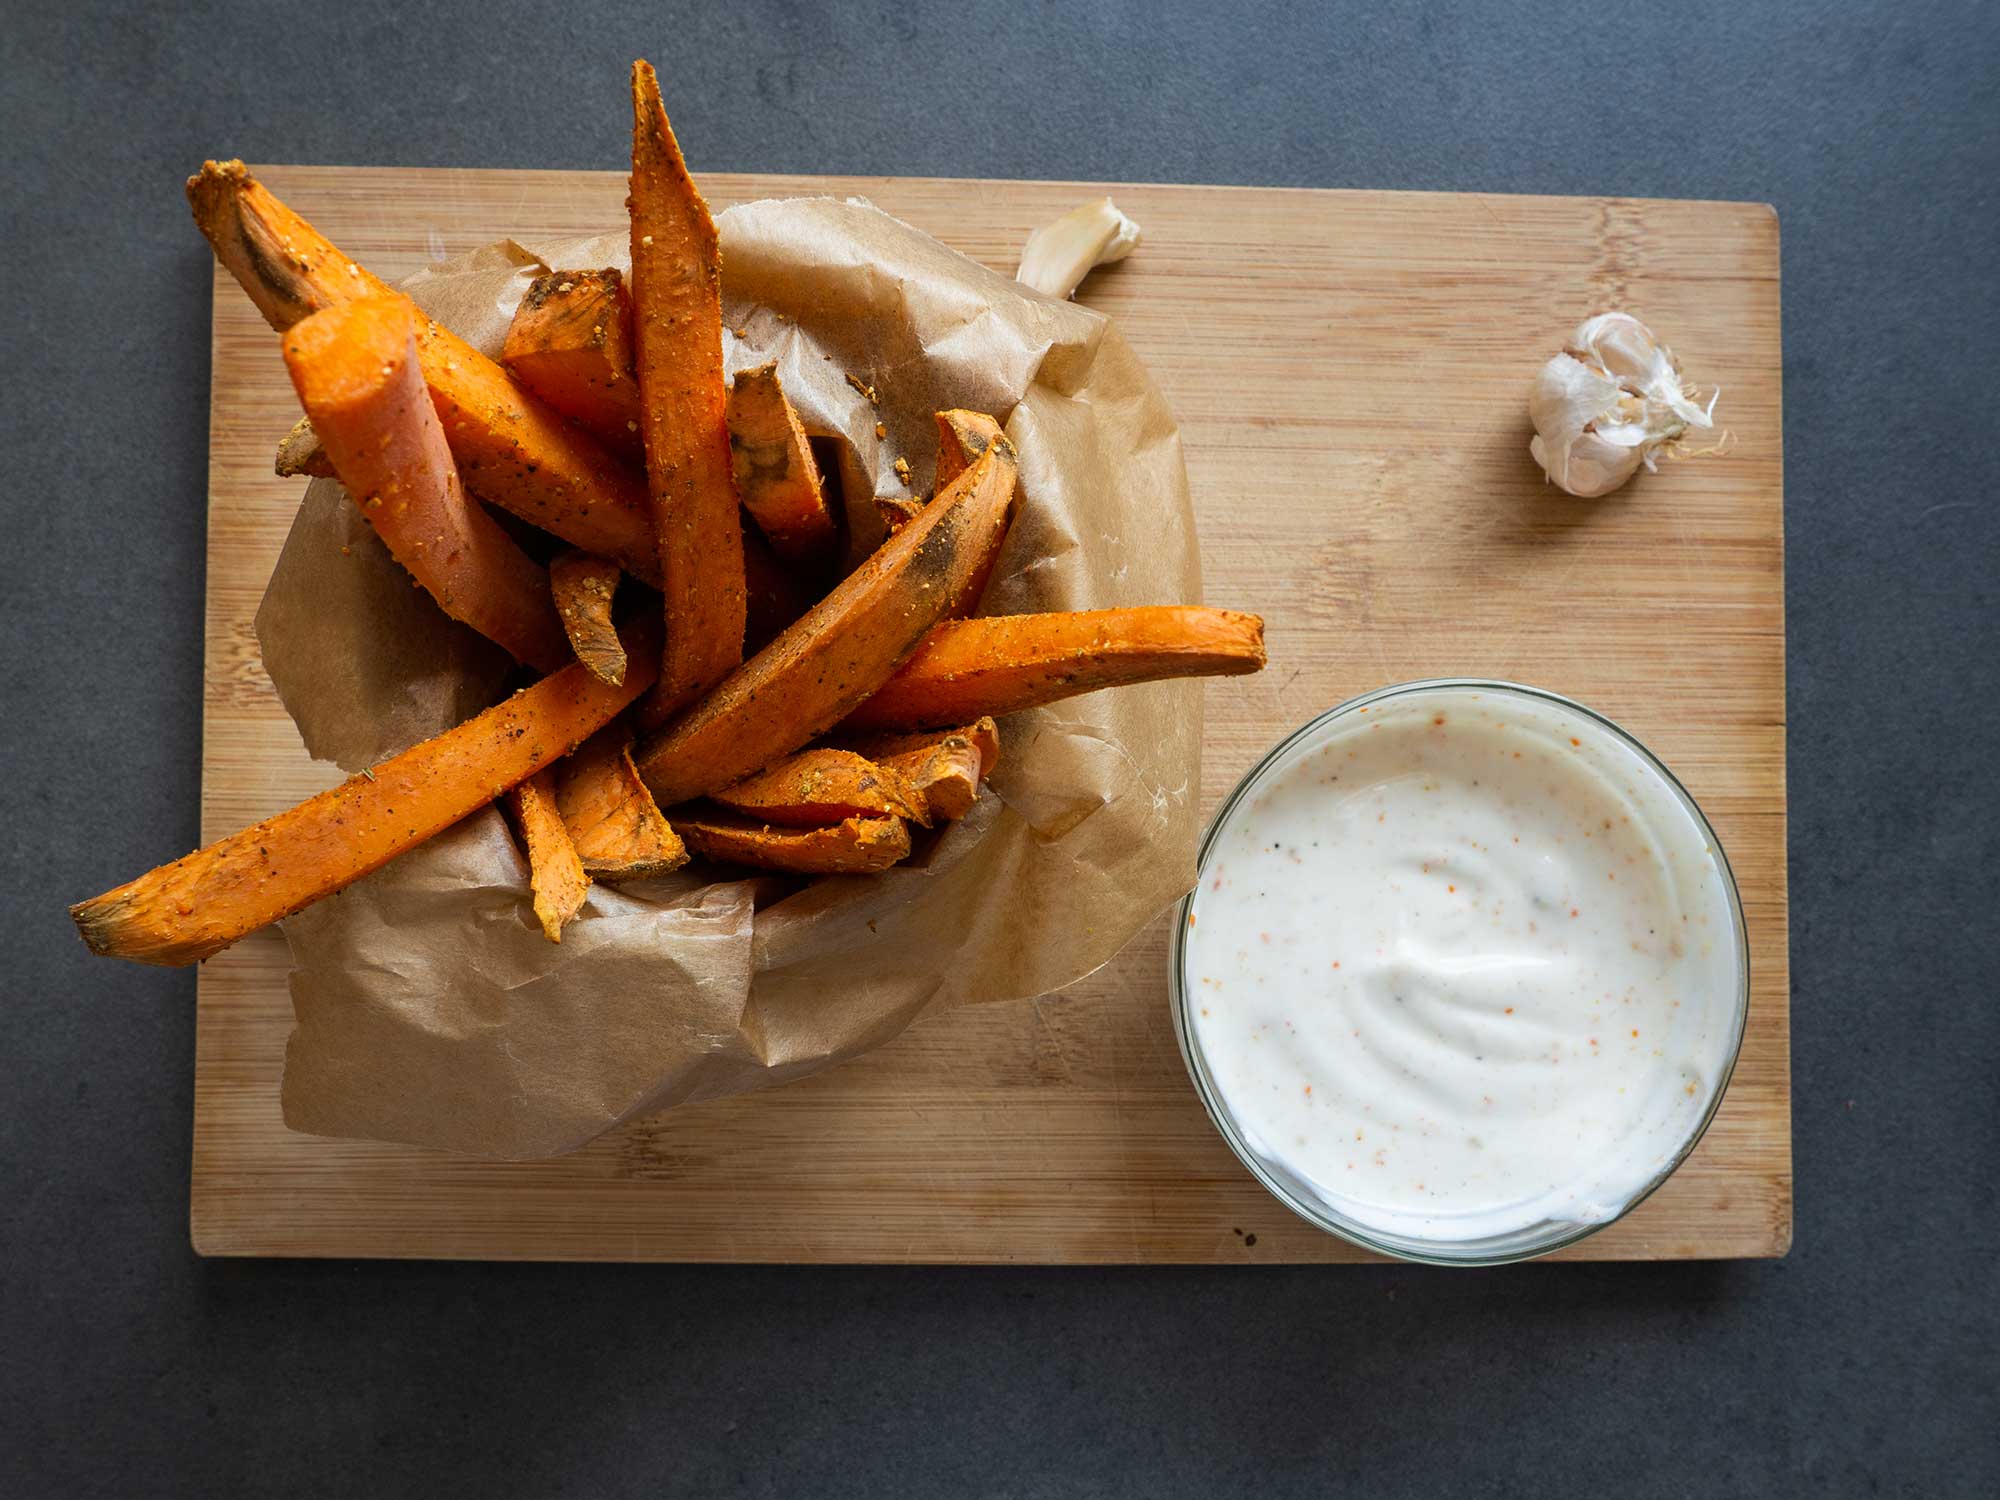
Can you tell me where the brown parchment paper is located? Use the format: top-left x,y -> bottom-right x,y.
266,197 -> 1203,1158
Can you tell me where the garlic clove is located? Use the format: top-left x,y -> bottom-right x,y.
1531,430 -> 1642,498
1017,198 -> 1141,300
1527,352 -> 1627,491
1571,313 -> 1664,383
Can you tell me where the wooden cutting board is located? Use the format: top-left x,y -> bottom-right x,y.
193,166 -> 1789,1261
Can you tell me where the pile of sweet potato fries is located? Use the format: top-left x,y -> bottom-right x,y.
72,62 -> 1266,967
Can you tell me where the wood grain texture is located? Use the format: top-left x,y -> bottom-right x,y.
193,166 -> 1789,1262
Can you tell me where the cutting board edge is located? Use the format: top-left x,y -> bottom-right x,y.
235,159 -> 1781,221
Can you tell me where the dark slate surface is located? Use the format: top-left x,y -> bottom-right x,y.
3,2 -> 1995,1495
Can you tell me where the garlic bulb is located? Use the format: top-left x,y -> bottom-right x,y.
1528,312 -> 1718,497
1017,198 -> 1141,300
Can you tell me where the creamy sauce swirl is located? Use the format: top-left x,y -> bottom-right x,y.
1185,686 -> 1741,1244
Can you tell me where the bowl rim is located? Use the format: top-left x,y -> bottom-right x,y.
1169,677 -> 1752,1267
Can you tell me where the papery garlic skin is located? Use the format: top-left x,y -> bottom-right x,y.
1529,312 -> 1716,497
1017,198 -> 1141,300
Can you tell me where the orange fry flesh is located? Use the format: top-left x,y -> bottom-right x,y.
283,295 -> 570,673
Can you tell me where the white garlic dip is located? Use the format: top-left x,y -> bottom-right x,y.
1180,683 -> 1744,1250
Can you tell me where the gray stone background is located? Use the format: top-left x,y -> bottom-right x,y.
3,1 -> 1994,1495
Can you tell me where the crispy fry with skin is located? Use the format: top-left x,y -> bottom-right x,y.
506,768 -> 590,942
629,61 -> 745,722
727,362 -> 838,564
274,414 -> 333,478
70,621 -> 661,967
187,160 -> 659,581
675,810 -> 911,874
283,296 -> 571,673
502,269 -> 643,457
710,749 -> 927,828
838,607 -> 1267,732
549,551 -> 626,685
634,445 -> 1018,807
554,727 -> 688,881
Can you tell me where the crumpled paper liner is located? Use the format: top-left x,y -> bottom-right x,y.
265,196 -> 1203,1158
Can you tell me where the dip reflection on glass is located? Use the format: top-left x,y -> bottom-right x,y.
1183,684 -> 1743,1248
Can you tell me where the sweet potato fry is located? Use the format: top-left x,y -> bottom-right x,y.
554,727 -> 688,882
874,410 -> 1015,540
548,551 -> 626,685
875,741 -> 982,821
836,719 -> 1002,821
836,717 -> 1002,777
634,445 -> 1018,807
274,414 -> 333,478
741,518 -> 812,653
506,768 -> 590,942
629,61 -> 745,722
837,607 -> 1267,732
727,362 -> 838,565
501,269 -> 643,457
283,296 -> 571,673
934,409 -> 1014,492
874,493 -> 924,534
709,749 -> 927,828
932,410 -> 1017,615
493,273 -> 825,656
525,530 -> 795,683
675,810 -> 911,874
187,160 -> 658,581
70,622 -> 660,967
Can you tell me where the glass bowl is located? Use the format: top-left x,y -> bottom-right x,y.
1169,679 -> 1750,1266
